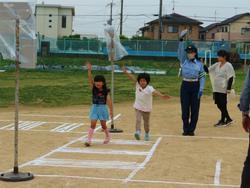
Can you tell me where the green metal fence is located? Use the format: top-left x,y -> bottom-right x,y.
38,37 -> 250,59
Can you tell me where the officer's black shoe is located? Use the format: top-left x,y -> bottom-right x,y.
214,120 -> 225,127
188,132 -> 195,136
182,132 -> 189,136
225,119 -> 234,126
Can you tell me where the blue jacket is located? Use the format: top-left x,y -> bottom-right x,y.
178,41 -> 206,92
240,67 -> 250,113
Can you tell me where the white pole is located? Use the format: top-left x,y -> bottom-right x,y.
209,50 -> 212,67
244,44 -> 247,68
205,50 -> 212,67
111,61 -> 115,128
107,29 -> 123,133
14,18 -> 20,174
111,37 -> 115,128
205,50 -> 207,65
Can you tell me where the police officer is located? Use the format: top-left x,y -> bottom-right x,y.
178,30 -> 206,136
239,67 -> 250,188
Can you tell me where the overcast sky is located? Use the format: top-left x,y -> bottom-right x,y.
36,0 -> 250,37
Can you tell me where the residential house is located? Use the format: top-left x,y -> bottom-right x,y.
199,23 -> 219,41
139,13 -> 203,40
200,12 -> 250,41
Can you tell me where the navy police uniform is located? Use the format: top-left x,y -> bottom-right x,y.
178,42 -> 206,136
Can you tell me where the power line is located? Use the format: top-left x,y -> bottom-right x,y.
34,13 -> 250,24
39,2 -> 250,9
41,2 -> 250,9
174,4 -> 250,9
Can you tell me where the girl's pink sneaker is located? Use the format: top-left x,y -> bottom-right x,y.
85,128 -> 94,147
103,129 -> 111,144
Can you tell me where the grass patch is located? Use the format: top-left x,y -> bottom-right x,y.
0,56 -> 248,107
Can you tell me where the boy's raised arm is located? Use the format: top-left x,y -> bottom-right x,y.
122,66 -> 137,84
153,90 -> 171,100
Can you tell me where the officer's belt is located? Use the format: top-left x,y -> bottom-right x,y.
183,78 -> 199,82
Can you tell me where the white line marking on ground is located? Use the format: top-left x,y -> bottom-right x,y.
13,121 -> 35,130
156,134 -> 249,141
20,122 -> 46,130
124,137 -> 162,183
30,158 -> 140,170
111,132 -> 249,141
0,122 -> 248,141
18,114 -> 121,169
35,174 -> 239,187
0,121 -> 47,130
0,123 -> 14,130
15,121 -> 46,130
36,174 -> 123,182
92,139 -> 152,146
58,147 -> 149,156
50,123 -> 84,133
214,160 -> 222,186
132,179 -> 238,187
20,114 -> 88,118
0,120 -> 84,124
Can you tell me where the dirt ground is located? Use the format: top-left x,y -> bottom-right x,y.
0,96 -> 248,188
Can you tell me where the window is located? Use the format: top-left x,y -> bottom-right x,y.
150,26 -> 154,32
49,20 -> 52,23
241,28 -> 250,35
189,26 -> 192,34
211,33 -> 215,39
161,24 -> 164,32
200,33 -> 205,40
168,25 -> 178,33
221,26 -> 228,33
49,14 -> 52,17
62,15 -> 67,28
49,25 -> 52,28
224,26 -> 228,32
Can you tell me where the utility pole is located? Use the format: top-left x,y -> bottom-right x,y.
172,0 -> 175,13
120,0 -> 124,36
107,1 -> 114,25
214,10 -> 217,22
158,0 -> 163,40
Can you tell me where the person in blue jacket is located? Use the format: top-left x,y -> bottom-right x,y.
239,67 -> 250,188
178,30 -> 206,136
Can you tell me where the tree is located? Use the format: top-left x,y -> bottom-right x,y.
120,35 -> 129,40
131,35 -> 152,40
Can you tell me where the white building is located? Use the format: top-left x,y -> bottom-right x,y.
35,4 -> 75,39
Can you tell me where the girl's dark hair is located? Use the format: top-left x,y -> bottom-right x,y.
217,50 -> 230,61
93,75 -> 107,91
137,73 -> 150,84
94,75 -> 106,83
